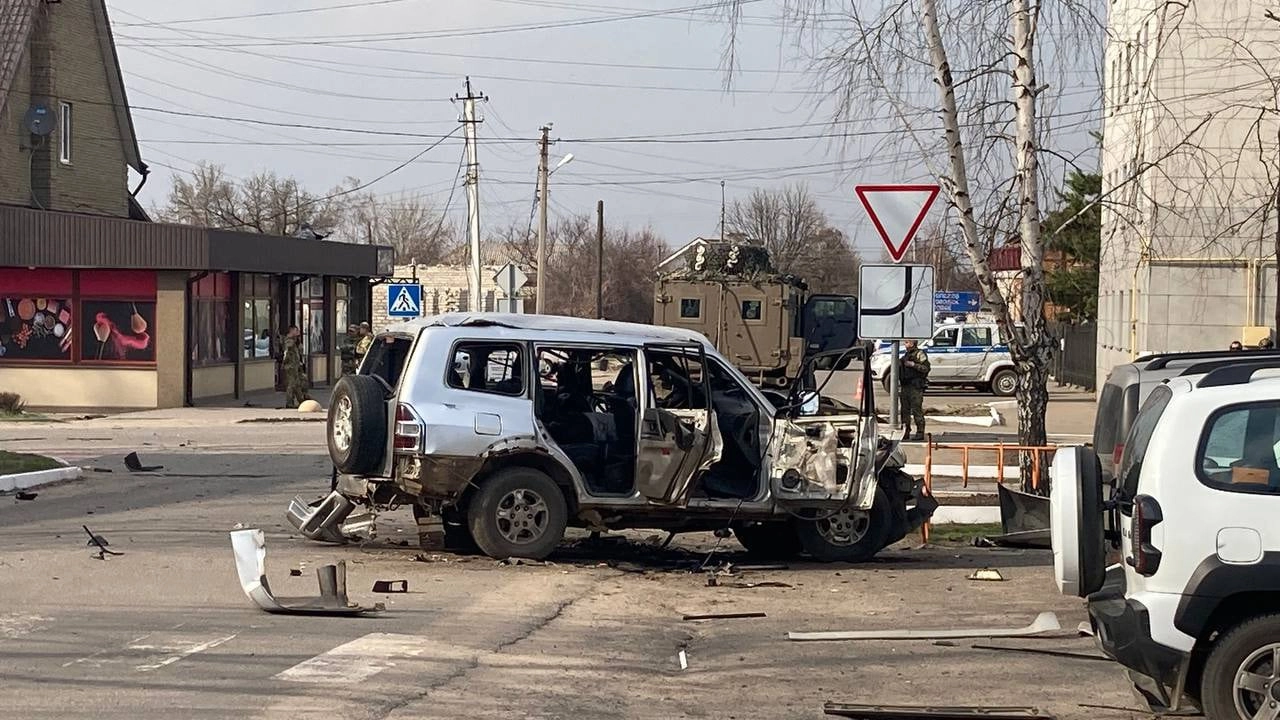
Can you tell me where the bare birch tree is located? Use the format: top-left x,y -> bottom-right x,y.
722,0 -> 1104,484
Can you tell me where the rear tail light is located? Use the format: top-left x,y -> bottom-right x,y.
393,403 -> 423,452
1126,494 -> 1163,576
1112,443 -> 1125,468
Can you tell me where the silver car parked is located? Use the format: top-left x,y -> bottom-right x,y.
290,314 -> 935,561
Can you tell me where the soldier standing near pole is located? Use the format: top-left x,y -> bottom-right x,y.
283,325 -> 309,409
355,322 -> 374,365
899,338 -> 931,442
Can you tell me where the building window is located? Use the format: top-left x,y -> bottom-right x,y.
0,268 -> 73,362
59,102 -> 72,164
243,274 -> 275,359
334,281 -> 350,353
296,278 -> 325,356
191,272 -> 232,366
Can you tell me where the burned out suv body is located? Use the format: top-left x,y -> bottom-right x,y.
290,313 -> 934,561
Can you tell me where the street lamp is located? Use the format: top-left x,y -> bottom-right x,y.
536,149 -> 575,314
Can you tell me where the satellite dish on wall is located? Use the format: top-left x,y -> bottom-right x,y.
24,104 -> 56,136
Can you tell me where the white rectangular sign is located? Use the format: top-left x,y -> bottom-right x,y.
858,264 -> 935,339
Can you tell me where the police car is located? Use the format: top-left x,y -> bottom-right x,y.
870,317 -> 1018,396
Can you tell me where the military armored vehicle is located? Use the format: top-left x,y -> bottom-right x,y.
653,238 -> 859,389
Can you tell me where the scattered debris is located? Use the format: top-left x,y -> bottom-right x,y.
609,560 -> 648,574
372,580 -> 408,593
682,611 -> 767,621
499,557 -> 545,567
123,452 -> 163,473
967,568 -> 1005,582
289,569 -> 303,577
788,612 -> 1061,642
15,491 -> 37,501
970,643 -> 1111,662
972,537 -> 997,548
88,467 -> 113,473
677,649 -> 688,671
229,528 -> 380,615
707,577 -> 793,589
823,703 -> 1054,719
83,525 -> 121,560
286,492 -> 355,544
932,640 -> 957,647
1077,622 -> 1093,637
232,523 -> 245,530
733,563 -> 790,572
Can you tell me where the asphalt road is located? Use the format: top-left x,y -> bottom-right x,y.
0,411 -> 1134,720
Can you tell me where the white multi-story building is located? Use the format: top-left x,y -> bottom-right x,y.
1097,0 -> 1280,386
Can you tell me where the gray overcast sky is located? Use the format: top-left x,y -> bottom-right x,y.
106,0 -> 1101,257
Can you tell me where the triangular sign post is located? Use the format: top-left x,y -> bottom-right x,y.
855,184 -> 941,263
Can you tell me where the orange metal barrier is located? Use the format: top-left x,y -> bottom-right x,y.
919,434 -> 1058,544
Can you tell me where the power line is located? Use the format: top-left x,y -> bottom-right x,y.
115,0 -> 418,27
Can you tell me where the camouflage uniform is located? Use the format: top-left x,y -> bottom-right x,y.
283,335 -> 309,408
340,329 -> 359,375
899,345 -> 931,440
355,332 -> 373,365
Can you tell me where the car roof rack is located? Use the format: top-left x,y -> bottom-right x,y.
1140,349 -> 1280,370
1178,356 -> 1280,377
1196,359 -> 1280,388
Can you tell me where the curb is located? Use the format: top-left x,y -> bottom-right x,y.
0,465 -> 83,493
931,505 -> 1001,524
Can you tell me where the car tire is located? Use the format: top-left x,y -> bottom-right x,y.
881,376 -> 892,394
795,487 -> 893,563
467,467 -> 568,560
1201,614 -> 1280,720
1051,446 -> 1106,598
327,375 -> 387,475
733,521 -> 803,559
991,368 -> 1017,397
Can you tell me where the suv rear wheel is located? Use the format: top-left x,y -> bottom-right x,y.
794,487 -> 892,562
733,521 -> 802,559
991,368 -> 1017,397
1202,614 -> 1280,720
328,375 -> 388,475
467,467 -> 568,560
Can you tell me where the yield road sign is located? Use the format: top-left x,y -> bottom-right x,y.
858,264 -> 935,339
934,291 -> 981,313
493,262 -> 528,297
855,184 -> 940,262
387,282 -> 423,318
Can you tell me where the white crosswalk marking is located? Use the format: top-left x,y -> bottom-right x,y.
0,612 -> 49,641
131,633 -> 237,672
275,633 -> 426,684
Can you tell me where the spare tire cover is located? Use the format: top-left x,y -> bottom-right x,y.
1051,446 -> 1106,598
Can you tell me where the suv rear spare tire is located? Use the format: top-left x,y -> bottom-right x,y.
328,375 -> 388,475
1051,446 -> 1106,597
467,467 -> 568,560
795,487 -> 892,563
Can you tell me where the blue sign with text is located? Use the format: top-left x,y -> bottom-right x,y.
934,291 -> 980,313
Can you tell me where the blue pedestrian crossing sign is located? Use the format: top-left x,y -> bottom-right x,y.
387,282 -> 423,318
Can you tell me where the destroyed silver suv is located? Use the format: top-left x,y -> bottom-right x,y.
289,314 -> 935,561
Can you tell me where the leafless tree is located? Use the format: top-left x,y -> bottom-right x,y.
340,190 -> 461,265
725,183 -> 863,294
156,163 -> 346,238
500,215 -> 667,323
721,0 -> 1104,484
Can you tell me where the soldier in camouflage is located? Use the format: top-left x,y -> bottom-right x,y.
340,324 -> 360,375
355,322 -> 374,365
283,325 -> 309,409
899,338 -> 931,442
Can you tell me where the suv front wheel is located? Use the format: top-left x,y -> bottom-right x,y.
794,487 -> 892,562
467,467 -> 568,560
1202,614 -> 1280,720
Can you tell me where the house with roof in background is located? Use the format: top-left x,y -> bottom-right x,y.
0,0 -> 393,410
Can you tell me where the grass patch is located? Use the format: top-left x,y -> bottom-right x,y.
0,450 -> 64,475
927,522 -> 1004,544
0,410 -> 52,423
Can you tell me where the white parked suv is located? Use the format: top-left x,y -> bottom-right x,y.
1053,360 -> 1280,718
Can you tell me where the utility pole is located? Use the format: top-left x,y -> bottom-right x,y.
535,124 -> 552,314
596,200 -> 604,319
720,180 -> 726,241
455,78 -> 487,313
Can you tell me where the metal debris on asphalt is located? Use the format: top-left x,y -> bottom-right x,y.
372,580 -> 408,593
788,612 -> 1061,642
15,491 -> 37,501
682,612 -> 767,621
822,703 -> 1055,719
969,643 -> 1111,662
123,452 -> 163,472
83,525 -> 121,559
707,577 -> 793,589
677,649 -> 688,670
229,528 -> 381,616
967,568 -> 1006,582
288,568 -> 303,577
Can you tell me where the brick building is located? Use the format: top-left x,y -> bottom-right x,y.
370,264 -> 533,329
0,0 -> 392,410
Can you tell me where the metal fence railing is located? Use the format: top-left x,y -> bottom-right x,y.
1050,322 -> 1096,391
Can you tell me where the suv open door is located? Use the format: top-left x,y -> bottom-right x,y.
636,343 -> 723,504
